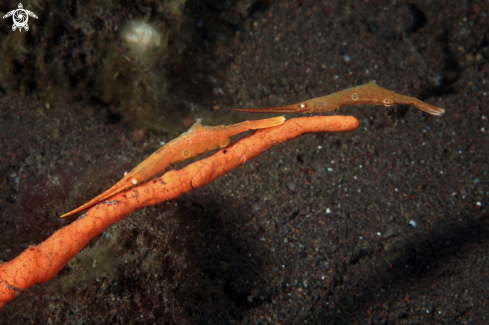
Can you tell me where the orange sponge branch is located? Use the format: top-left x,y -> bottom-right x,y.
0,115 -> 359,308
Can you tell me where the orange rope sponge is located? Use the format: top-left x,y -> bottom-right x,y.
0,115 -> 359,308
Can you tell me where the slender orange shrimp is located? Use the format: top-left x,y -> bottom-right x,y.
60,116 -> 285,218
233,81 -> 445,116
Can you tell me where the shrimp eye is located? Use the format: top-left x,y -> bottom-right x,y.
300,103 -> 306,109
351,93 -> 358,100
384,98 -> 390,104
183,149 -> 190,157
221,140 -> 227,147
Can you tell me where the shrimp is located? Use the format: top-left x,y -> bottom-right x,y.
60,116 -> 285,218
233,81 -> 445,116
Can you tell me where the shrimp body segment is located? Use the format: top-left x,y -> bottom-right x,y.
233,81 -> 445,116
60,116 -> 285,218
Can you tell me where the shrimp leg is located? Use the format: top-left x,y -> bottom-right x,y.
233,81 -> 445,116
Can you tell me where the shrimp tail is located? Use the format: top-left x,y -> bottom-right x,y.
412,99 -> 445,116
248,116 -> 286,129
391,92 -> 445,116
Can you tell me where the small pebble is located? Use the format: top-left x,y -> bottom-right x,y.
288,182 -> 297,192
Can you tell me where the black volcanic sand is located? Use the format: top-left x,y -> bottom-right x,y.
1,1 -> 488,324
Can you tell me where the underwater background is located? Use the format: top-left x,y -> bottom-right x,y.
1,0 -> 488,323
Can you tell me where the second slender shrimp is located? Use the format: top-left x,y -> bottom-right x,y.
60,116 -> 285,218
233,81 -> 445,116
